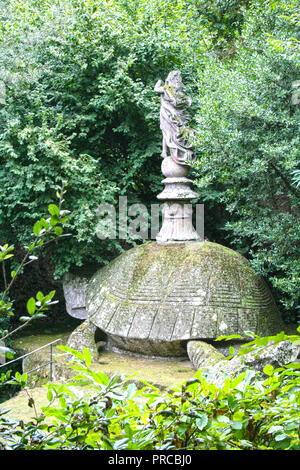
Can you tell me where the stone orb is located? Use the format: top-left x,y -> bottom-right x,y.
161,156 -> 189,178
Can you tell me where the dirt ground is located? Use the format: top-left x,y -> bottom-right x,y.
2,331 -> 195,422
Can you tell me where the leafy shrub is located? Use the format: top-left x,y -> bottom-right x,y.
193,1 -> 300,321
1,329 -> 300,450
0,0 -> 201,281
0,186 -> 70,401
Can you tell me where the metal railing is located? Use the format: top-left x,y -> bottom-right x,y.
0,338 -> 61,382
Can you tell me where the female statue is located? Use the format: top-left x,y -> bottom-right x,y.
154,70 -> 194,167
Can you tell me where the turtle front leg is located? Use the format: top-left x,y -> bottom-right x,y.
187,340 -> 225,370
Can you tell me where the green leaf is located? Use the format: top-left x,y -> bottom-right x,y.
92,370 -> 109,386
231,420 -> 243,430
59,396 -> 67,409
26,297 -> 36,315
232,410 -> 244,421
48,204 -> 59,216
50,216 -> 58,227
21,372 -> 28,384
83,347 -> 92,367
0,346 -> 14,355
44,290 -> 56,302
269,425 -> 283,434
3,254 -> 13,260
231,372 -> 246,389
33,221 -> 42,236
40,218 -> 49,230
32,313 -> 47,320
57,345 -> 84,361
15,371 -> 21,381
263,364 -> 274,376
275,433 -> 288,442
113,438 -> 129,450
47,389 -> 53,402
19,316 -> 31,322
196,413 -> 208,430
102,436 -> 113,450
36,291 -> 44,302
215,334 -> 242,342
127,383 -> 137,399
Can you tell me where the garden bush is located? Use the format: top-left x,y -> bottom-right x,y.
1,329 -> 300,450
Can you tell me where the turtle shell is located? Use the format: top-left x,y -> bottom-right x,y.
86,241 -> 284,357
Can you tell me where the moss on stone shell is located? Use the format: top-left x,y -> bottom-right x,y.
86,241 -> 285,352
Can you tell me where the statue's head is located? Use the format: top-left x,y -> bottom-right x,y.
166,70 -> 182,92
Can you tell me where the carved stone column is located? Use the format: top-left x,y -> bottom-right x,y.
154,70 -> 201,244
156,157 -> 201,244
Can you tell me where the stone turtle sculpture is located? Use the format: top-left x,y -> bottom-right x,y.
85,241 -> 285,360
65,71 -> 286,369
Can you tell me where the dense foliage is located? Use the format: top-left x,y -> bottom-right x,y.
0,188 -> 70,401
0,0 -> 299,322
193,1 -> 300,321
1,330 -> 300,450
0,0 -> 195,280
0,0 -> 298,324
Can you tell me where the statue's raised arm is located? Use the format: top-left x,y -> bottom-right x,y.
154,70 -> 194,165
154,79 -> 164,94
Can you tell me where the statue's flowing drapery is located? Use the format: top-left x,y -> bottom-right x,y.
155,71 -> 194,166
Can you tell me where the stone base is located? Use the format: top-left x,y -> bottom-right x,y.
156,201 -> 200,244
157,177 -> 199,201
156,174 -> 200,244
187,340 -> 225,370
204,340 -> 300,388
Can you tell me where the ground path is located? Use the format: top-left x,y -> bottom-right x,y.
2,330 -> 194,422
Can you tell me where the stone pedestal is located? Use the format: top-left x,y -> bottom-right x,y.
156,158 -> 201,244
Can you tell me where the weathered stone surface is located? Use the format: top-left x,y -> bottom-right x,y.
154,70 -> 194,165
154,71 -> 200,244
156,199 -> 201,244
63,273 -> 90,319
66,320 -> 98,361
204,340 -> 300,387
86,241 -> 285,357
187,340 -> 225,369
